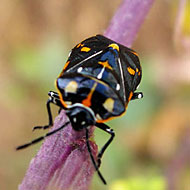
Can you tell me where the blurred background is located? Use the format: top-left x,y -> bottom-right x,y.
0,0 -> 189,190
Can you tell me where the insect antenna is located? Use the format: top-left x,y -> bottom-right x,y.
16,121 -> 70,150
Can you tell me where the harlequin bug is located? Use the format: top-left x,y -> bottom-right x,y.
16,35 -> 143,185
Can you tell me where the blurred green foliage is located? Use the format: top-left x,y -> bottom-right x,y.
110,176 -> 165,190
13,38 -> 68,89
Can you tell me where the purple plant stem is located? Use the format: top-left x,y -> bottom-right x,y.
105,0 -> 154,47
19,111 -> 97,190
19,0 -> 154,189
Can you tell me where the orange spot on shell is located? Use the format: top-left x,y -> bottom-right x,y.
82,83 -> 97,107
108,43 -> 119,51
76,43 -> 84,48
127,67 -> 135,75
128,92 -> 133,101
98,60 -> 112,70
81,47 -> 91,52
131,51 -> 138,56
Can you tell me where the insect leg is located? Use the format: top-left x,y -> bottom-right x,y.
130,71 -> 143,101
85,128 -> 107,185
16,121 -> 70,150
131,92 -> 143,100
32,91 -> 64,131
32,98 -> 53,131
95,122 -> 115,168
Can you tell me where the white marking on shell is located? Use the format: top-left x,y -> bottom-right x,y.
66,50 -> 103,72
97,67 -> 105,79
67,103 -> 96,122
65,81 -> 78,93
68,51 -> 72,57
77,67 -> 83,73
96,114 -> 102,120
118,58 -> 126,102
103,98 -> 114,112
116,84 -> 120,91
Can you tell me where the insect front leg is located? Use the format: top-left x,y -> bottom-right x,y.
32,91 -> 63,131
95,122 -> 115,168
32,98 -> 53,131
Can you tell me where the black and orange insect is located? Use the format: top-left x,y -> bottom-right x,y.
17,35 -> 143,184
